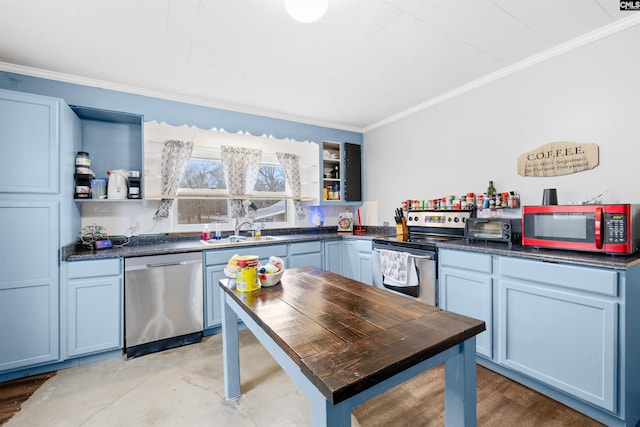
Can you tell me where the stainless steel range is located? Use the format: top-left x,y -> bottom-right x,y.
372,210 -> 473,306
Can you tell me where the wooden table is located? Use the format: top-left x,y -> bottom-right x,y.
220,266 -> 486,427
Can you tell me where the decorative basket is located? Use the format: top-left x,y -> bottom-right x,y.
259,269 -> 284,287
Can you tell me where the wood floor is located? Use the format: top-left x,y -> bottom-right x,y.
0,365 -> 604,426
354,364 -> 604,427
0,372 -> 54,425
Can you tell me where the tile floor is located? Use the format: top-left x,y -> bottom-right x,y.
5,329 -> 360,427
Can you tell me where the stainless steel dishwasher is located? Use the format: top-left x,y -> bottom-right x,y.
124,252 -> 203,358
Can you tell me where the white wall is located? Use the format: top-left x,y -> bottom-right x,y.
364,25 -> 640,226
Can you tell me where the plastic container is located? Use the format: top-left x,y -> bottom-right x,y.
202,224 -> 210,241
215,223 -> 221,240
90,178 -> 107,199
235,256 -> 259,292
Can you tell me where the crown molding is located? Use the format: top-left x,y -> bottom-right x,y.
0,62 -> 363,134
364,14 -> 640,133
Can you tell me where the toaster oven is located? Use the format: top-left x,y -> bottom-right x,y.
465,218 -> 521,247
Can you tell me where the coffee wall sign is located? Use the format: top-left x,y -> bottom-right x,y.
517,141 -> 599,177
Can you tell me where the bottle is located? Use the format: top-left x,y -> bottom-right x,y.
215,223 -> 221,240
202,224 -> 210,241
487,180 -> 496,197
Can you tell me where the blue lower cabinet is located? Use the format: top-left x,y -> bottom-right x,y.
498,257 -> 618,412
63,259 -> 123,358
323,239 -> 343,275
342,239 -> 373,285
288,241 -> 322,269
204,244 -> 287,329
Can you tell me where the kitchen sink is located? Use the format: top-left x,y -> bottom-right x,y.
200,235 -> 283,246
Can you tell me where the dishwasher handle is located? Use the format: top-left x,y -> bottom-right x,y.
125,257 -> 202,271
147,260 -> 202,268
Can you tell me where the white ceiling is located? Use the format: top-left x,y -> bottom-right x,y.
0,0 -> 635,131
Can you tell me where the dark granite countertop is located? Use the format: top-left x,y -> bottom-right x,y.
62,226 -> 394,262
437,239 -> 640,270
63,225 -> 640,270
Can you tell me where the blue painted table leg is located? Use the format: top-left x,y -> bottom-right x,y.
221,292 -> 241,400
444,336 -> 477,427
310,394 -> 351,427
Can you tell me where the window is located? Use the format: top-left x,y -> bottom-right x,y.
176,158 -> 288,225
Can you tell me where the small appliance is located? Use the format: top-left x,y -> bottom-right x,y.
522,204 -> 640,254
107,169 -> 128,199
465,218 -> 521,247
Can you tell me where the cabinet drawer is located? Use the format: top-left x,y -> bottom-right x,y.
67,258 -> 122,278
439,249 -> 492,273
500,257 -> 617,296
205,244 -> 287,266
353,239 -> 372,253
289,241 -> 322,255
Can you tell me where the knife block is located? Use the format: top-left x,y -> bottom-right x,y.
395,218 -> 408,235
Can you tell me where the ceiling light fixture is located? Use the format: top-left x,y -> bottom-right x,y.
285,0 -> 328,23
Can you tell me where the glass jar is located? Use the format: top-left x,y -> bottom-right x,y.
75,151 -> 91,167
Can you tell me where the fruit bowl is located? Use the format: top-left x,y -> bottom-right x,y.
259,268 -> 284,287
224,267 -> 238,279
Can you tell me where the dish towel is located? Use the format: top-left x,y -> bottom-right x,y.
379,250 -> 419,287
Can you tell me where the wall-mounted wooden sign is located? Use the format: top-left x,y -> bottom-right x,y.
517,141 -> 599,177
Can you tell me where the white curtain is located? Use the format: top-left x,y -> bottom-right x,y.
277,152 -> 305,219
154,139 -> 193,219
221,145 -> 262,220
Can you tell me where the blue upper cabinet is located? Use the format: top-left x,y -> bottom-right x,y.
70,106 -> 143,182
0,89 -> 59,194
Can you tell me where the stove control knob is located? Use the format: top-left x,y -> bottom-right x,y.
453,217 -> 459,223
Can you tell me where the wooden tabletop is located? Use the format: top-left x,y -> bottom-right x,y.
220,266 -> 486,404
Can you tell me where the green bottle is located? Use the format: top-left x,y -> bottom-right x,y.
487,180 -> 496,197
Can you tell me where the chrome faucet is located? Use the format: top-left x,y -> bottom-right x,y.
234,220 -> 253,237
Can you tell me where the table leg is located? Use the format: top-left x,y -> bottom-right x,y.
444,336 -> 477,427
310,394 -> 351,427
221,293 -> 241,400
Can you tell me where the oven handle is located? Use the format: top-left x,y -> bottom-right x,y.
372,248 -> 435,260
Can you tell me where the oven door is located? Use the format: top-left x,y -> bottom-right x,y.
372,244 -> 437,306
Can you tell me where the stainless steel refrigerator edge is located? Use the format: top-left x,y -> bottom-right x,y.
124,252 -> 203,358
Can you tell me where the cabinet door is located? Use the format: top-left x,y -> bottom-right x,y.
358,251 -> 373,285
205,265 -> 225,328
439,266 -> 493,358
67,275 -> 122,357
0,200 -> 59,372
344,142 -> 362,202
498,278 -> 617,411
0,89 -> 59,194
342,240 -> 372,284
323,240 -> 343,274
342,240 -> 358,280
